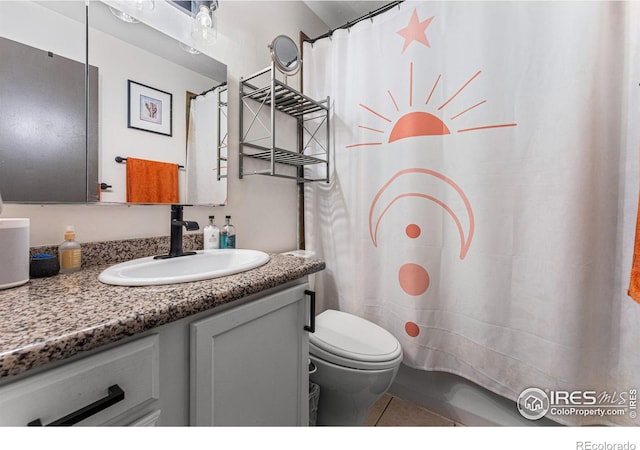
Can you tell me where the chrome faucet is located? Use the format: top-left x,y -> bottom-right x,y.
155,204 -> 200,259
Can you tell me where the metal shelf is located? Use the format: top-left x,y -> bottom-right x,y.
241,143 -> 328,167
239,64 -> 330,183
242,82 -> 327,118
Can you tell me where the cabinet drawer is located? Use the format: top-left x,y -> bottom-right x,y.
0,334 -> 159,426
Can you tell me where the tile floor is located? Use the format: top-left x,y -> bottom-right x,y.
364,393 -> 464,426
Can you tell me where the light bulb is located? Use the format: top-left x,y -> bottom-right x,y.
191,2 -> 217,46
196,5 -> 212,28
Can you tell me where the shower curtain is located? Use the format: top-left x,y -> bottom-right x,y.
186,91 -> 227,205
303,1 -> 640,426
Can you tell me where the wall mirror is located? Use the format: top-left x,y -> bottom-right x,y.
269,35 -> 300,75
0,0 -> 228,206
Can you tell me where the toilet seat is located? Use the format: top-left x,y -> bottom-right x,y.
309,310 -> 403,371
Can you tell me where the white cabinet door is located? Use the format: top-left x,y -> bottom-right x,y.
190,283 -> 311,426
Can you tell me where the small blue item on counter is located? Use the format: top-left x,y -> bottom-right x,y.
33,253 -> 56,259
30,253 -> 60,278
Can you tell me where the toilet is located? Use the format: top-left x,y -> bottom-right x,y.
309,309 -> 403,426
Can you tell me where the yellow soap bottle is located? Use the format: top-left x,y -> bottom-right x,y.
59,225 -> 81,273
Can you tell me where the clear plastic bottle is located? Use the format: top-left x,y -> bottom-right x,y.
203,215 -> 220,250
58,225 -> 81,273
220,215 -> 236,249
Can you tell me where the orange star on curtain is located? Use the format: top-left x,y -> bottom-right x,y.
397,9 -> 435,53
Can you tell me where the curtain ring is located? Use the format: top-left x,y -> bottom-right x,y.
369,11 -> 374,23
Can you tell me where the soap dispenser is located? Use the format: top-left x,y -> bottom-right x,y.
59,225 -> 81,273
203,215 -> 220,250
220,215 -> 236,249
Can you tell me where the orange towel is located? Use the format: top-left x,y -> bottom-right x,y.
126,157 -> 179,204
629,199 -> 640,304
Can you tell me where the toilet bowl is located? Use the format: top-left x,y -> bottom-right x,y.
309,309 -> 403,426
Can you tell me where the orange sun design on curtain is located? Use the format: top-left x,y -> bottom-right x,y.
346,63 -> 518,149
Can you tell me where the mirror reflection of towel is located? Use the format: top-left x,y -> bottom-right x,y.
126,157 -> 179,204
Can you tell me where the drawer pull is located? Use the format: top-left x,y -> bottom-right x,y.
27,384 -> 125,426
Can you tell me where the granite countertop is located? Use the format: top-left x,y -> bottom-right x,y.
0,242 -> 325,379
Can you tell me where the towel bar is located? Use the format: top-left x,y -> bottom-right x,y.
115,156 -> 184,169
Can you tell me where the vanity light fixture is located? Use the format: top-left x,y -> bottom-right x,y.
191,1 -> 218,46
109,0 -> 155,24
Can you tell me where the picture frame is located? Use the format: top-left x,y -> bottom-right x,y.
127,80 -> 172,136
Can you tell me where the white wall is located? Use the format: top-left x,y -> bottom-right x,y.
1,1 -> 327,252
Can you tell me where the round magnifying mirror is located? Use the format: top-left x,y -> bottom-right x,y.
269,35 -> 300,75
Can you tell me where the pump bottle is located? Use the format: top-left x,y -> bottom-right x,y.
220,216 -> 236,249
59,225 -> 81,273
203,215 -> 220,250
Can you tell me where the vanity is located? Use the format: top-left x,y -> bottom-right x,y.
0,238 -> 325,426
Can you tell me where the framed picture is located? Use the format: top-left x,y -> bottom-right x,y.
127,80 -> 172,136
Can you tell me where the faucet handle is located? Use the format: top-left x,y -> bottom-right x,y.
171,204 -> 183,221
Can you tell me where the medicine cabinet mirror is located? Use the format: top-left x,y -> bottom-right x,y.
0,0 -> 228,206
0,1 -> 93,203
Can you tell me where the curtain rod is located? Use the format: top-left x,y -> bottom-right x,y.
189,81 -> 228,99
199,80 -> 227,96
304,1 -> 404,44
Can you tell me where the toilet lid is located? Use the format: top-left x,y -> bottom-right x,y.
309,310 -> 403,370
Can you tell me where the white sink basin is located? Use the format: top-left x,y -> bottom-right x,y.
98,249 -> 270,286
